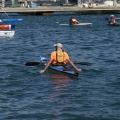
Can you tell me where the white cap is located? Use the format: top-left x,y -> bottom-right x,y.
111,15 -> 114,17
54,43 -> 63,48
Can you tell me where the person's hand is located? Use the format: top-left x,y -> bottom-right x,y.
40,69 -> 45,73
76,68 -> 82,72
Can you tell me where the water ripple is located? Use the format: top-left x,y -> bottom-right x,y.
0,14 -> 120,120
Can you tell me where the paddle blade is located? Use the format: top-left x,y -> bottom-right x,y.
74,62 -> 92,66
105,17 -> 109,20
25,62 -> 41,66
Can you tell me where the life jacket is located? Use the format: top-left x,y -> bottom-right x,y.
70,18 -> 76,25
110,18 -> 115,23
51,50 -> 67,66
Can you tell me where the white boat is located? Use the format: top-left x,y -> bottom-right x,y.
59,23 -> 92,26
0,31 -> 15,37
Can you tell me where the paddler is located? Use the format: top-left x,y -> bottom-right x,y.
109,15 -> 115,24
69,16 -> 80,25
40,43 -> 81,73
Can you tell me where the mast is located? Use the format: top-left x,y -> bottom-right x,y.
78,0 -> 81,7
113,0 -> 116,6
2,0 -> 5,7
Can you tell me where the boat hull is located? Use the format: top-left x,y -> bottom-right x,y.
0,24 -> 15,30
108,22 -> 120,26
0,19 -> 23,23
49,65 -> 79,77
0,31 -> 15,37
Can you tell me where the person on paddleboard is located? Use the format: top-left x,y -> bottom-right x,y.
40,43 -> 81,73
109,15 -> 115,24
69,16 -> 80,25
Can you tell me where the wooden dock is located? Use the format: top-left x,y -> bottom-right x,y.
1,6 -> 120,15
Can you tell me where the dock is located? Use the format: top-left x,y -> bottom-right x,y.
1,6 -> 120,15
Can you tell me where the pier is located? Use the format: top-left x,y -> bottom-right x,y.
1,6 -> 120,15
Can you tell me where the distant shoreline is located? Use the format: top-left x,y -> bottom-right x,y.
1,6 -> 120,15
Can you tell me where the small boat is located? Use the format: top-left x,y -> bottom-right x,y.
60,23 -> 92,26
0,19 -> 23,23
40,55 -> 79,77
108,22 -> 120,26
0,24 -> 15,30
0,31 -> 15,37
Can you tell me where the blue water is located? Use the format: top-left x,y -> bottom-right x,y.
0,14 -> 120,120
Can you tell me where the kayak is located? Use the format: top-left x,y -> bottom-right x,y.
108,22 -> 120,26
0,24 -> 15,30
40,55 -> 79,77
0,31 -> 15,37
60,23 -> 92,26
0,19 -> 23,23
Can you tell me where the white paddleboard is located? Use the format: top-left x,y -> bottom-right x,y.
60,23 -> 92,26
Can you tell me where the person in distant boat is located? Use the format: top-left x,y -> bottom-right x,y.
40,43 -> 81,73
109,15 -> 115,24
69,16 -> 80,25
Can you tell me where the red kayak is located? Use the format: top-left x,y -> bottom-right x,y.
0,24 -> 15,30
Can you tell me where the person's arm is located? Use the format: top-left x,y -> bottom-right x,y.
76,20 -> 80,24
40,58 -> 53,73
72,18 -> 79,24
114,18 -> 115,23
67,59 -> 81,72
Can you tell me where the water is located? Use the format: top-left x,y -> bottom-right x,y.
0,14 -> 120,120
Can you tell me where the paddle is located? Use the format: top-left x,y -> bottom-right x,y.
105,17 -> 109,20
115,18 -> 120,20
74,62 -> 92,66
105,17 -> 120,20
25,61 -> 92,66
25,62 -> 41,66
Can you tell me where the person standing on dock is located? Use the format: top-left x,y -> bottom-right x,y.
88,0 -> 94,8
109,15 -> 115,24
69,16 -> 80,25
